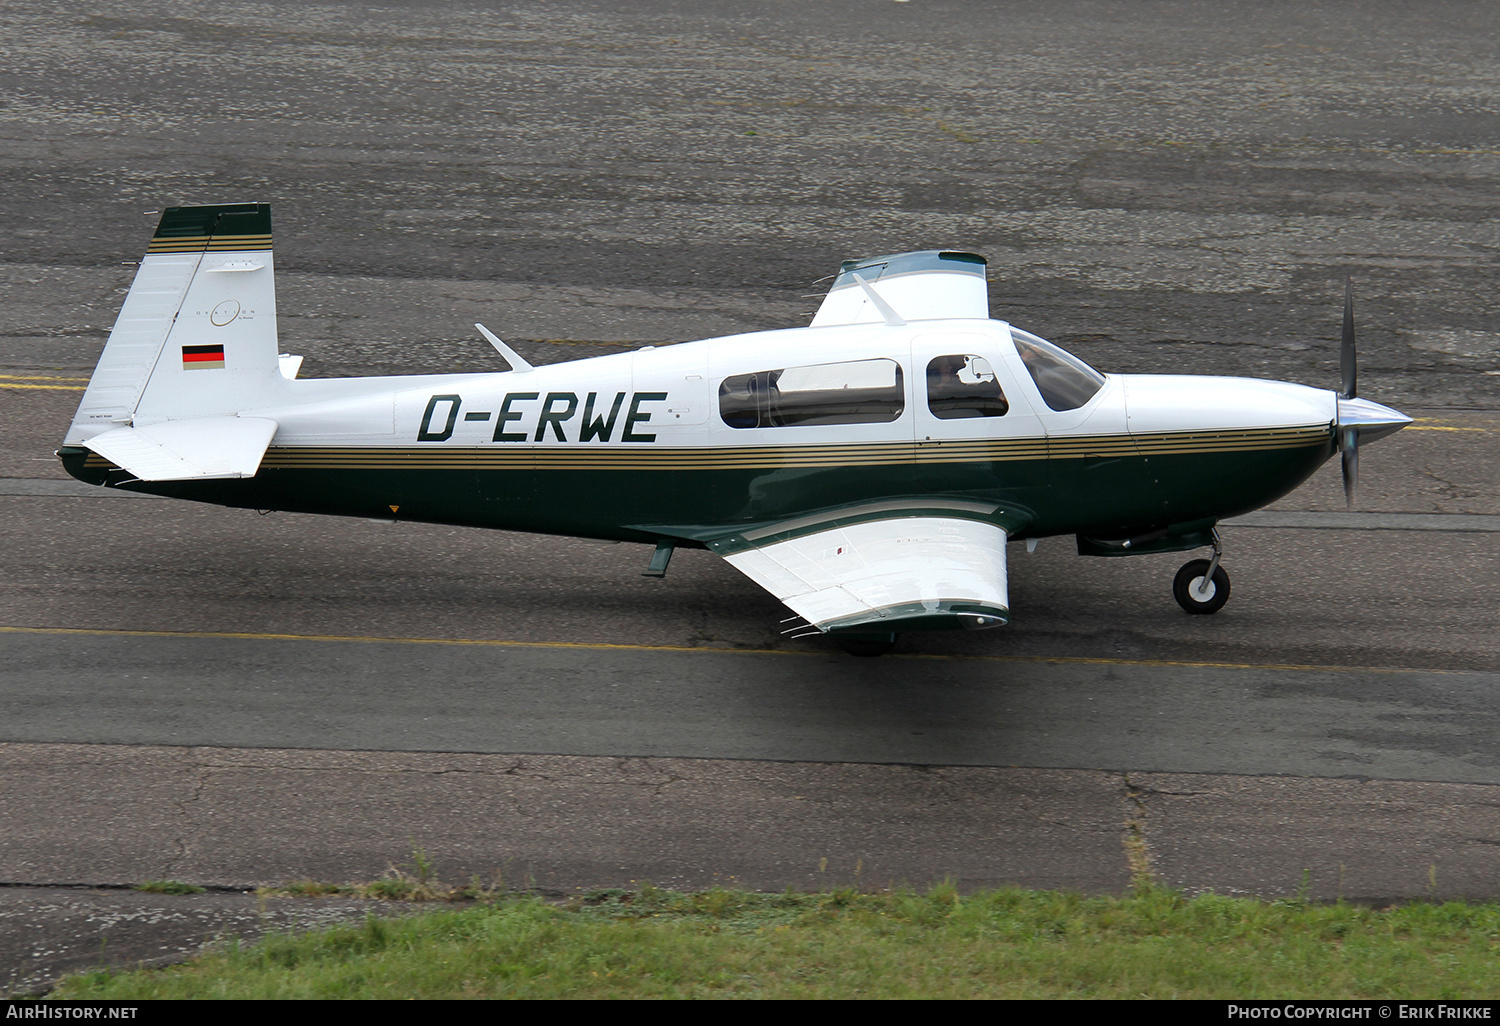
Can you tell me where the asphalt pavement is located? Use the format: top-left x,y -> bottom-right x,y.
2,0 -> 1498,995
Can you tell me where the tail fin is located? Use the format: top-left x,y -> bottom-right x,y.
63,203 -> 288,480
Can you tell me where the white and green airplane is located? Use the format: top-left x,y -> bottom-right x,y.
60,203 -> 1410,655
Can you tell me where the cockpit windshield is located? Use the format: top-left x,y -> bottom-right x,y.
1010,329 -> 1106,411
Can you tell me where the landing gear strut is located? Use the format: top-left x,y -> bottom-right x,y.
1173,529 -> 1230,615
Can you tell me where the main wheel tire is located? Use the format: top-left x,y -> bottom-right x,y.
834,634 -> 898,657
1173,559 -> 1231,615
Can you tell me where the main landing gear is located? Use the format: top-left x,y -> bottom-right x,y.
1172,529 -> 1230,615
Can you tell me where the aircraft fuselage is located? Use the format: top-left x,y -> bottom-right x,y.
62,318 -> 1339,550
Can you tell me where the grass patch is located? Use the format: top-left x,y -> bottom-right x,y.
133,880 -> 206,895
47,884 -> 1500,999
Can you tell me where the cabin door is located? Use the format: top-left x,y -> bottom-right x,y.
909,332 -> 1049,506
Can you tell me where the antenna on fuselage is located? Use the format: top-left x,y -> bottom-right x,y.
475,323 -> 534,373
850,272 -> 907,327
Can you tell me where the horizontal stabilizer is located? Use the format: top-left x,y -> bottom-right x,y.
83,417 -> 278,481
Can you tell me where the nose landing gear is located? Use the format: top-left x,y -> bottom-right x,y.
1173,529 -> 1230,614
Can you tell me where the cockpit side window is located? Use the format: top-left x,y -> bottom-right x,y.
926,354 -> 1008,419
1010,329 -> 1106,412
719,358 -> 905,428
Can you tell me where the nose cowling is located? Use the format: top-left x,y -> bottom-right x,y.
1120,375 -> 1336,433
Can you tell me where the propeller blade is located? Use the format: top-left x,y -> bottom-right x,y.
1341,277 -> 1357,399
1341,427 -> 1359,509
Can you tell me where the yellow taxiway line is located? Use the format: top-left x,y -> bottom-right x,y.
0,623 -> 1462,676
0,374 -> 88,391
1408,417 -> 1492,433
0,383 -> 86,391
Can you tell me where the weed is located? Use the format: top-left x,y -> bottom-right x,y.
258,854 -> 512,905
1122,774 -> 1155,893
280,879 -> 345,898
824,886 -> 860,908
459,872 -> 506,903
927,879 -> 960,907
134,880 -> 205,895
409,846 -> 435,885
692,888 -> 743,917
354,847 -> 461,901
364,877 -> 416,901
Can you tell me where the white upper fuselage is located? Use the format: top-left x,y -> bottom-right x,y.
250,318 -> 1339,450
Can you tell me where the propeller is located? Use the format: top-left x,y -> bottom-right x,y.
1339,278 -> 1358,509
1333,281 -> 1413,509
1340,277 -> 1357,401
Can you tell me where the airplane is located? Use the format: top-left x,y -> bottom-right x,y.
58,203 -> 1412,656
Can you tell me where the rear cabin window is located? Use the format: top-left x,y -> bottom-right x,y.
1010,329 -> 1106,412
926,354 -> 1009,419
719,358 -> 905,428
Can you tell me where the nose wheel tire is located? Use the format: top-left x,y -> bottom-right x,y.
1173,559 -> 1230,615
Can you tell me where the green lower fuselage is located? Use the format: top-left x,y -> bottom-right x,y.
61,427 -> 1334,549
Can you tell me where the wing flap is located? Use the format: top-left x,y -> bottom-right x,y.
722,515 -> 1010,632
83,416 -> 278,481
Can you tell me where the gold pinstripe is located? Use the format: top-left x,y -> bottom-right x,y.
83,425 -> 1329,472
147,234 -> 274,253
258,446 -> 929,471
1054,426 -> 1328,457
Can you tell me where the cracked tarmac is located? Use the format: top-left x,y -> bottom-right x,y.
7,746 -> 1500,995
3,0 -> 1500,996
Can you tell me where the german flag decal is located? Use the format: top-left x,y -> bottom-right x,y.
182,344 -> 226,370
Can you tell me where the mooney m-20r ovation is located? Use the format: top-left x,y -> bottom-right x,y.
60,204 -> 1410,655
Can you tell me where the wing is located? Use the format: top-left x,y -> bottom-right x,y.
705,505 -> 1011,634
810,250 -> 988,327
